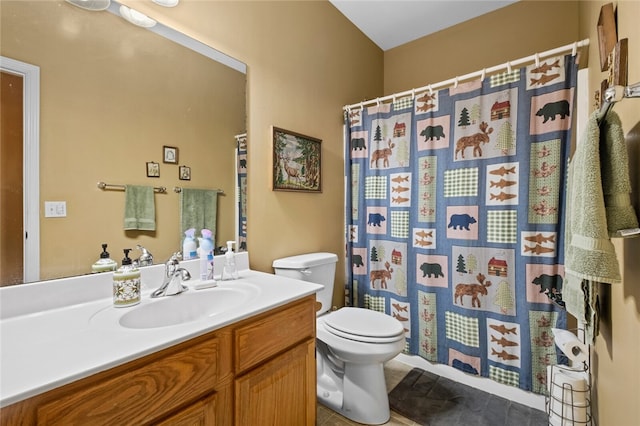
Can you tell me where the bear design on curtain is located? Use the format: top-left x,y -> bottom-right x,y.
344,54 -> 577,393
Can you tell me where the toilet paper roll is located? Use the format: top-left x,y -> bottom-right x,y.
551,328 -> 588,364
546,365 -> 589,406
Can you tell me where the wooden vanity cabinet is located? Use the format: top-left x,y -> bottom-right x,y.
234,294 -> 317,425
0,295 -> 316,426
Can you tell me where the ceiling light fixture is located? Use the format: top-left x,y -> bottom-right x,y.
65,0 -> 111,11
119,5 -> 157,28
151,0 -> 179,7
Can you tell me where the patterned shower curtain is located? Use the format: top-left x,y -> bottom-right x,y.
344,54 -> 577,394
236,133 -> 247,251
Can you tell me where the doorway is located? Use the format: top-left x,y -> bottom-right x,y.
0,57 -> 40,285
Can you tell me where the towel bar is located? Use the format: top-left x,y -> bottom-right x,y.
173,187 -> 224,194
597,81 -> 640,122
97,182 -> 167,193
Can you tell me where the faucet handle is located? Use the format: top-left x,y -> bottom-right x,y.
135,244 -> 154,267
166,252 -> 182,266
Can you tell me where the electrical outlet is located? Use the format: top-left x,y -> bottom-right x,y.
44,201 -> 67,218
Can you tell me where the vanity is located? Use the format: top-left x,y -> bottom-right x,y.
0,253 -> 321,425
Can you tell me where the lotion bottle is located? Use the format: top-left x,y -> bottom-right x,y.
221,240 -> 239,280
198,229 -> 214,280
182,228 -> 197,260
113,249 -> 141,307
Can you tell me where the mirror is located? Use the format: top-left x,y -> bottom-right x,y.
0,0 -> 246,284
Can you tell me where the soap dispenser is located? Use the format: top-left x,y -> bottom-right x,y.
182,228 -> 197,260
221,240 -> 239,281
112,249 -> 141,308
92,243 -> 117,273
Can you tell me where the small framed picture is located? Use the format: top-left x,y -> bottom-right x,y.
146,161 -> 160,178
163,145 -> 178,164
179,165 -> 191,181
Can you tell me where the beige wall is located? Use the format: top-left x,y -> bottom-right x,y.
384,1 -> 580,94
1,1 -> 245,280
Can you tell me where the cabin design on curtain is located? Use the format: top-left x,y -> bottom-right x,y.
344,55 -> 577,394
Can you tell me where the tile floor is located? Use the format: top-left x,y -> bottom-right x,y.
316,359 -> 418,426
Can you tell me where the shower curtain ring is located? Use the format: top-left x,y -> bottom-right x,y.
534,53 -> 540,67
507,61 -> 512,73
376,97 -> 381,107
480,69 -> 486,81
572,41 -> 578,56
428,84 -> 433,95
454,77 -> 459,88
411,89 -> 416,99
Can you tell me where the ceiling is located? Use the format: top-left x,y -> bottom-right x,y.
329,0 -> 519,51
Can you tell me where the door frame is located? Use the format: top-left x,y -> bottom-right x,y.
1,56 -> 40,283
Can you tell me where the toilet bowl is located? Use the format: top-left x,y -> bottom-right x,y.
273,253 -> 405,425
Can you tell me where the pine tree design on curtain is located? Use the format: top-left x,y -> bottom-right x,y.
344,55 -> 577,394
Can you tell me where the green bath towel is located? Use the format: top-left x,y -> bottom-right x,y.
564,111 -> 638,341
180,188 -> 218,241
123,185 -> 156,231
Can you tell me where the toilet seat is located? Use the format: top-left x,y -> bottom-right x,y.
323,308 -> 404,344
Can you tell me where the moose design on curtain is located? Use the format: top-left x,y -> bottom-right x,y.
344,54 -> 577,393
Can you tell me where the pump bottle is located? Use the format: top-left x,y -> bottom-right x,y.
112,249 -> 141,307
92,243 -> 117,273
221,241 -> 239,280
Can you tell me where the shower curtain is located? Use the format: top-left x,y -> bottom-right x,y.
344,54 -> 577,394
236,134 -> 247,251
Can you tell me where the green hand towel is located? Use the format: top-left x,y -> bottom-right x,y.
565,111 -> 625,286
180,188 -> 218,240
124,185 -> 156,231
599,112 -> 639,235
564,111 -> 637,342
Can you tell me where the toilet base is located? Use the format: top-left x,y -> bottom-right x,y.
317,362 -> 391,425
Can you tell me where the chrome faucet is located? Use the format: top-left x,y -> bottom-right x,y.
151,253 -> 190,298
134,244 -> 154,267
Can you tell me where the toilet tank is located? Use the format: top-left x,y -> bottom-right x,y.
272,252 -> 338,315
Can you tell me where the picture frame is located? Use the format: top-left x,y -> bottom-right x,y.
163,145 -> 178,164
272,126 -> 321,193
179,165 -> 191,181
146,161 -> 160,178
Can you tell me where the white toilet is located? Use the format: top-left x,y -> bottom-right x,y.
273,252 -> 405,425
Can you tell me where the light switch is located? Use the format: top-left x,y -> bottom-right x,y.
44,201 -> 67,218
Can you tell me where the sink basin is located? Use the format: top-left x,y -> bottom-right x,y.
116,283 -> 260,329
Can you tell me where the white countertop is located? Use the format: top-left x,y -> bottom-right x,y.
0,252 -> 322,407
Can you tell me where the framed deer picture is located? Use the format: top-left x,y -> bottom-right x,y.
272,127 -> 322,192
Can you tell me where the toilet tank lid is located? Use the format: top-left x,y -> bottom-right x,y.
272,252 -> 338,269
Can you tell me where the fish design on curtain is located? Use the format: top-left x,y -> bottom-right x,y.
344,54 -> 577,393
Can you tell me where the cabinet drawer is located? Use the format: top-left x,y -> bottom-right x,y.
37,336 -> 221,425
234,296 -> 315,373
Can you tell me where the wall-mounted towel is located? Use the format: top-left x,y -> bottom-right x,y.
180,188 -> 218,240
124,185 -> 156,231
564,110 -> 638,341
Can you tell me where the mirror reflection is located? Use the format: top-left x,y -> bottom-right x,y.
0,0 -> 246,285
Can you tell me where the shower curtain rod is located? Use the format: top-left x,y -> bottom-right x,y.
343,39 -> 590,111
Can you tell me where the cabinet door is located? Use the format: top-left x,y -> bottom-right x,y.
235,339 -> 315,426
156,393 -> 216,426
